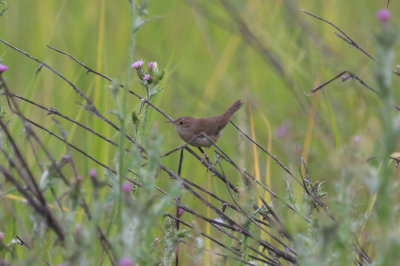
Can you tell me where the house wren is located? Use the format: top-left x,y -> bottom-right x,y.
170,100 -> 244,147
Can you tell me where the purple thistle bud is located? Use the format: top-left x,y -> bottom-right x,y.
121,182 -> 132,193
177,208 -> 184,217
0,232 -> 4,239
75,225 -> 82,234
377,9 -> 391,22
0,64 -> 8,73
353,135 -> 362,143
143,74 -> 151,82
119,257 -> 133,266
152,237 -> 160,246
275,122 -> 291,138
89,168 -> 98,179
132,59 -> 144,69
148,61 -> 155,70
63,154 -> 72,162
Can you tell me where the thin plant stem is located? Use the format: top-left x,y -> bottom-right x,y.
117,0 -> 137,232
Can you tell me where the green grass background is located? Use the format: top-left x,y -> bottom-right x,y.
0,0 -> 399,264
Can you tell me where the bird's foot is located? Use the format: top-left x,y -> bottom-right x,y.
200,152 -> 211,166
198,147 -> 211,166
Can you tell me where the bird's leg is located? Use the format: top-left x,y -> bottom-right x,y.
175,149 -> 184,266
198,147 -> 211,165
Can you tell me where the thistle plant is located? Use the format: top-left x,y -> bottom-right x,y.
131,59 -> 165,143
372,8 -> 399,225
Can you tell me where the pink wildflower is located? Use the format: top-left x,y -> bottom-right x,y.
132,59 -> 144,69
0,64 -> 8,73
143,74 -> 151,82
377,9 -> 391,22
121,182 -> 132,193
119,257 -> 133,266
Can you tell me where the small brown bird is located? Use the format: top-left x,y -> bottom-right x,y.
170,100 -> 244,147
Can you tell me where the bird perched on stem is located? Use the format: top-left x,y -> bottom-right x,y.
169,100 -> 244,148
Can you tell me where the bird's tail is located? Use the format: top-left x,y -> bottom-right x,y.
224,99 -> 244,118
214,100 -> 244,131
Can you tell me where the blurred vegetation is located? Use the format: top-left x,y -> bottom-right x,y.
0,0 -> 399,265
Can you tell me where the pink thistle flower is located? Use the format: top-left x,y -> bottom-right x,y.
0,232 -> 4,239
377,9 -> 391,22
143,74 -> 151,82
63,154 -> 72,162
119,257 -> 133,266
89,168 -> 98,179
121,182 -> 132,193
148,61 -> 155,70
353,135 -> 362,143
0,64 -> 8,73
152,237 -> 160,246
75,225 -> 82,234
132,59 -> 144,69
177,208 -> 184,217
275,122 -> 291,138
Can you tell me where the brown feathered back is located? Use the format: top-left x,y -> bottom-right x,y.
198,100 -> 244,136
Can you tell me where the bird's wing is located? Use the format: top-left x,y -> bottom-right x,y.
194,117 -> 220,136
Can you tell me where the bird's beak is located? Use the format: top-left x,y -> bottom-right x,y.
166,120 -> 175,124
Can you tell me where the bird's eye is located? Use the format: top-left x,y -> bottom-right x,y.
179,121 -> 184,125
